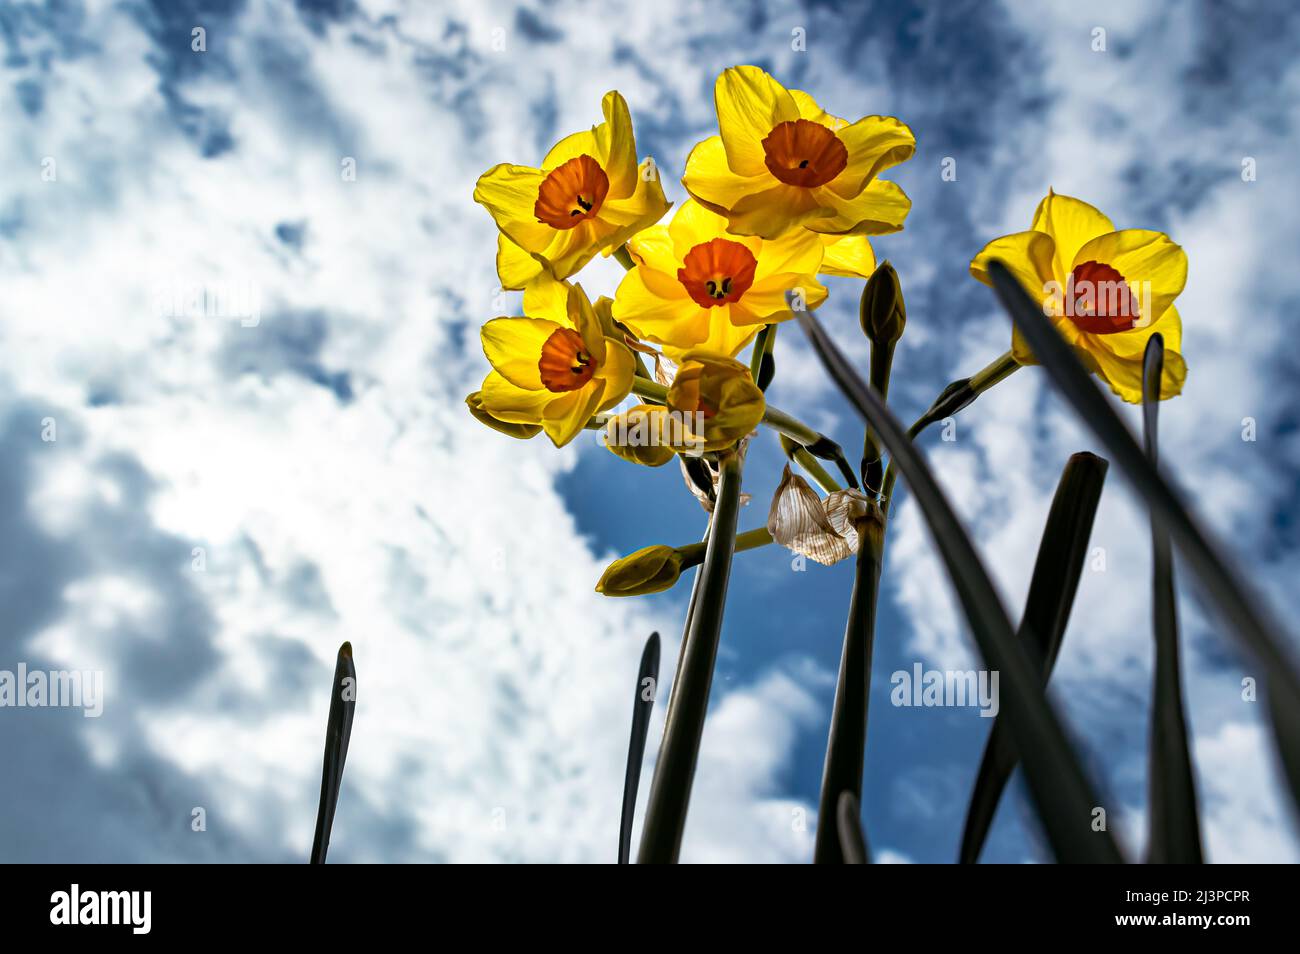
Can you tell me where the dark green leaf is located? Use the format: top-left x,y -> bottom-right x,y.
959,452 -> 1109,863
619,632 -> 660,864
310,641 -> 356,864
1142,334 -> 1203,863
794,307 -> 1123,863
987,260 -> 1300,813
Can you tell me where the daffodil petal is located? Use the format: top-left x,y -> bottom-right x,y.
667,198 -> 746,260
788,88 -> 842,127
828,115 -> 916,199
681,135 -> 769,219
567,283 -> 607,361
627,223 -> 679,274
804,178 -> 912,236
1104,304 -> 1184,359
818,234 -> 876,279
970,229 -> 1057,303
673,310 -> 760,360
595,337 -> 636,411
540,383 -> 605,447
542,128 -> 602,173
522,270 -> 573,326
613,268 -> 711,348
481,317 -> 560,389
1072,229 -> 1188,329
1080,334 -> 1187,403
478,369 -> 554,421
715,65 -> 800,177
1031,190 -> 1116,281
753,226 -> 823,279
592,91 -> 638,198
473,164 -> 554,252
594,167 -> 671,232
496,233 -> 545,290
728,182 -> 828,238
740,274 -> 827,322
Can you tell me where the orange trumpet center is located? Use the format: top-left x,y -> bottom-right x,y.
1067,260 -> 1139,334
534,155 -> 610,230
538,327 -> 598,392
677,238 -> 758,308
761,119 -> 847,188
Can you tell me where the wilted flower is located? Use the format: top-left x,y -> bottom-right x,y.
475,91 -> 670,289
767,465 -> 853,565
474,282 -> 635,447
970,189 -> 1188,402
596,544 -> 689,597
667,350 -> 765,452
613,199 -> 828,358
767,466 -> 883,565
682,66 -> 914,245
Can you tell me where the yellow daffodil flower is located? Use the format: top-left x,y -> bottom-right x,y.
475,282 -> 635,447
474,91 -> 670,289
666,350 -> 765,451
682,66 -> 915,244
970,189 -> 1188,402
612,199 -> 828,358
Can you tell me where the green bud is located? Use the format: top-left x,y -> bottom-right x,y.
595,545 -> 684,597
859,260 -> 906,347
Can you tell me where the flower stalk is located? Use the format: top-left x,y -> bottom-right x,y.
638,451 -> 744,862
813,507 -> 885,863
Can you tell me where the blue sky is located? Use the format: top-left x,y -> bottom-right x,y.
1,0 -> 1298,862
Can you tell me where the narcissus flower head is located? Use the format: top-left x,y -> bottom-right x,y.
595,544 -> 685,597
970,189 -> 1188,402
474,91 -> 671,289
682,66 -> 915,245
612,199 -> 828,359
667,350 -> 765,451
603,404 -> 679,467
474,280 -> 635,447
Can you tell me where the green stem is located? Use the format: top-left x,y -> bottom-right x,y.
779,434 -> 841,494
632,378 -> 669,403
863,339 -> 897,496
813,513 -> 885,863
676,527 -> 771,569
614,244 -> 635,270
638,451 -> 744,863
631,378 -> 856,487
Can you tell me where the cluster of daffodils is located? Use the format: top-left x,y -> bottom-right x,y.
469,67 -> 914,454
466,65 -> 1189,592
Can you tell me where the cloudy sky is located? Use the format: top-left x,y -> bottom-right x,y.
1,0 -> 1297,863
